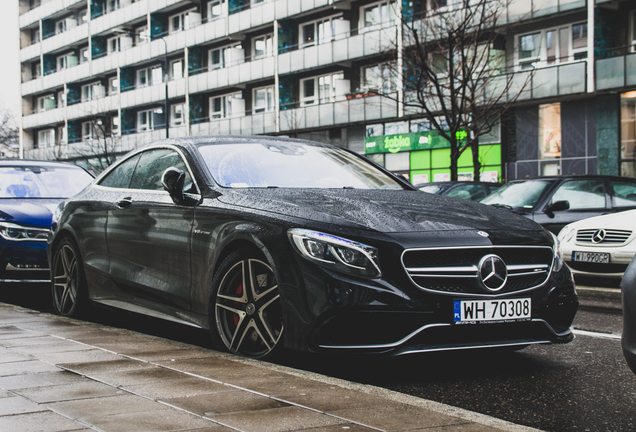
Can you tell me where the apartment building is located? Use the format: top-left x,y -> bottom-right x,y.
16,0 -> 636,182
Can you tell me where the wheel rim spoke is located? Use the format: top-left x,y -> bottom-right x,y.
257,294 -> 282,345
54,244 -> 78,315
229,315 -> 252,352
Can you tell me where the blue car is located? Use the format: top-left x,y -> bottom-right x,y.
0,160 -> 93,284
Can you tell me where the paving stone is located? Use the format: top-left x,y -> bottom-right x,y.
46,394 -> 167,422
89,365 -> 189,387
330,403 -> 468,431
29,348 -> 123,365
14,380 -> 126,403
0,395 -> 47,415
0,350 -> 32,364
89,408 -> 219,432
125,376 -> 232,400
60,358 -> 148,375
408,422 -> 507,432
166,390 -> 289,416
0,370 -> 82,390
0,336 -> 62,348
12,341 -> 94,356
0,360 -> 61,377
0,410 -> 86,432
208,405 -> 346,432
124,347 -> 219,362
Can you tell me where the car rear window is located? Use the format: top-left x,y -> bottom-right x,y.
0,166 -> 93,198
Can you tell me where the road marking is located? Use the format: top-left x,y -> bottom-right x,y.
573,329 -> 622,340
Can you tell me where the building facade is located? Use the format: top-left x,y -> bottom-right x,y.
16,0 -> 636,182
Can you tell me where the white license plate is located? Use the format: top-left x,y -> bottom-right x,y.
453,298 -> 531,323
572,251 -> 610,264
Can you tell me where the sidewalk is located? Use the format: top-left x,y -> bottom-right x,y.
0,302 -> 541,432
576,284 -> 622,313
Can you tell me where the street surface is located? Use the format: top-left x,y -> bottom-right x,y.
1,283 -> 634,432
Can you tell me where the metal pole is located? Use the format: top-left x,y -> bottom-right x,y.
161,37 -> 169,138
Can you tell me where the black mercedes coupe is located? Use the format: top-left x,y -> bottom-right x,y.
48,136 -> 578,359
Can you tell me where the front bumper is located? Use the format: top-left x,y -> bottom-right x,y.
279,253 -> 578,355
0,238 -> 50,283
562,244 -> 636,279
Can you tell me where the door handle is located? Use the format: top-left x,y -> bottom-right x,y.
115,197 -> 133,209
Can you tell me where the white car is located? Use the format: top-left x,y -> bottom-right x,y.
558,209 -> 636,279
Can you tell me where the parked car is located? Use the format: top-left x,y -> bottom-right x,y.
622,256 -> 636,374
48,136 -> 578,359
481,175 -> 636,234
416,181 -> 501,201
0,160 -> 93,285
558,209 -> 636,279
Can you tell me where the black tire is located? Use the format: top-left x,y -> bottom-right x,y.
209,249 -> 284,359
51,237 -> 88,317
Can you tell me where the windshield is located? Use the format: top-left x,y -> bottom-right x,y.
481,180 -> 553,209
0,166 -> 93,198
198,142 -> 404,189
418,185 -> 445,194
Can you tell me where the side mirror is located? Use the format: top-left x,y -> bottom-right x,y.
546,200 -> 570,214
161,167 -> 186,205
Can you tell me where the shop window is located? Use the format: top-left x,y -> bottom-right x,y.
367,153 -> 385,167
366,124 -> 383,137
621,92 -> 636,178
385,152 -> 409,171
538,103 -> 561,160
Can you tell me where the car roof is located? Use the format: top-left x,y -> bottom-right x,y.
512,175 -> 635,181
137,134 -> 337,151
0,159 -> 85,169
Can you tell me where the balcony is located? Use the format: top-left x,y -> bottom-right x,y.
189,56 -> 275,94
90,0 -> 148,35
280,94 -> 399,132
278,26 -> 396,76
21,62 -> 90,96
20,41 -> 41,63
191,110 -> 276,136
22,107 -> 65,130
19,0 -> 85,29
120,78 -> 187,110
40,23 -> 89,57
504,0 -> 585,23
596,52 -> 636,91
486,61 -> 587,102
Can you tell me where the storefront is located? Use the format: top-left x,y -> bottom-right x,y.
364,130 -> 502,185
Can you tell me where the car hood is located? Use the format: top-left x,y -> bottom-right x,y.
565,208 -> 636,230
216,189 -> 543,234
0,199 -> 63,228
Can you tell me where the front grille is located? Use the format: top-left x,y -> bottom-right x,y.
576,229 -> 632,245
402,246 -> 553,297
567,261 -> 628,274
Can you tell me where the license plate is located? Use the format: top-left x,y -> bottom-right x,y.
453,298 -> 531,323
572,251 -> 610,264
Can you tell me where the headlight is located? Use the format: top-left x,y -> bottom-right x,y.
0,222 -> 49,242
549,231 -> 564,272
288,228 -> 382,278
558,225 -> 575,243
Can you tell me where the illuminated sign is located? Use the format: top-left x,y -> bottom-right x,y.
364,130 -> 468,154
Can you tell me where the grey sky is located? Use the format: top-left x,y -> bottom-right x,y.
1,1 -> 22,118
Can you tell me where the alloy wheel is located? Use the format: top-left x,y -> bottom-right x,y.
215,258 -> 283,358
52,243 -> 79,316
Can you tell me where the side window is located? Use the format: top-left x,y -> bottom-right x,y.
487,185 -> 501,194
129,149 -> 194,192
551,179 -> 607,210
98,154 -> 141,189
611,180 -> 636,207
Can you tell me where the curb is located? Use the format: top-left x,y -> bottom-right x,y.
576,286 -> 622,313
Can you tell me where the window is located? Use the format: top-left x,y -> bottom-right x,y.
170,9 -> 198,33
108,36 -> 121,54
138,109 -> 154,132
82,121 -> 95,140
551,180 -> 606,210
137,66 -> 163,88
632,11 -> 636,53
210,92 -> 243,119
171,59 -> 184,80
171,103 -> 185,126
362,63 -> 396,93
300,73 -> 345,106
253,86 -> 274,113
37,95 -> 56,112
252,34 -> 273,59
612,180 -> 636,206
621,92 -> 636,178
107,0 -> 119,13
99,154 -> 141,189
32,62 -> 41,79
38,129 -> 55,148
109,77 -> 119,95
57,53 -> 78,71
539,103 -> 561,160
207,0 -> 226,21
112,115 -> 120,135
516,23 -> 588,69
57,90 -> 65,107
136,26 -> 150,45
300,15 -> 344,47
80,47 -> 89,63
31,28 -> 40,44
209,43 -> 243,69
79,8 -> 88,24
129,149 -> 193,191
361,1 -> 395,30
82,82 -> 104,102
56,19 -> 66,34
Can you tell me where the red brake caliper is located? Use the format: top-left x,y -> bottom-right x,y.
233,283 -> 243,326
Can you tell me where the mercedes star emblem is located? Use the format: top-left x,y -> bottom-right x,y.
591,229 -> 606,244
479,254 -> 508,291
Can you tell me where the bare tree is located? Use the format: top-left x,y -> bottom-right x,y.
0,109 -> 19,149
380,0 -> 529,181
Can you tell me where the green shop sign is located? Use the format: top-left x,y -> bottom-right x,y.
364,131 -> 467,154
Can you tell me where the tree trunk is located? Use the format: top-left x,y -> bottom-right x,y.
471,136 -> 481,182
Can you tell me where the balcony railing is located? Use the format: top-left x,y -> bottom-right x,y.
596,46 -> 636,91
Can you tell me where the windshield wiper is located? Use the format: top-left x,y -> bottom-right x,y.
489,203 -> 513,210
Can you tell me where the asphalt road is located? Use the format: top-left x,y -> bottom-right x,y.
2,284 -> 633,432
